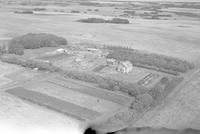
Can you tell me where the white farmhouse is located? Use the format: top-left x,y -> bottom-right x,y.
117,61 -> 133,73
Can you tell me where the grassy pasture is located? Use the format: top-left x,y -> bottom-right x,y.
0,7 -> 199,64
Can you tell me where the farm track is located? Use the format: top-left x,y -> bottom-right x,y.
163,69 -> 200,106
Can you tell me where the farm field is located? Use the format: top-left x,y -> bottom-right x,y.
0,62 -> 79,134
0,61 -> 22,87
0,91 -> 81,134
3,74 -> 132,133
0,3 -> 200,64
6,87 -> 102,121
0,61 -> 52,88
20,76 -> 131,115
0,1 -> 200,134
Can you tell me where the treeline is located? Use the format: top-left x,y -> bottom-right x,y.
63,70 -> 148,96
77,17 -> 130,24
8,33 -> 68,55
79,2 -> 103,7
0,42 -> 7,55
14,10 -> 34,14
129,76 -> 183,111
106,46 -> 194,74
148,76 -> 184,106
123,76 -> 184,125
1,54 -> 59,72
71,10 -> 80,13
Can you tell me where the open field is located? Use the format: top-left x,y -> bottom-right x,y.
21,76 -> 131,114
0,1 -> 200,134
0,91 -> 82,134
0,60 -> 53,88
0,61 -> 22,86
48,76 -> 130,105
0,61 -> 21,76
0,3 -> 200,64
3,74 -> 132,131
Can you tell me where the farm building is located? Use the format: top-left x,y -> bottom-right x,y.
45,48 -> 74,55
86,48 -> 103,57
56,48 -> 66,53
55,48 -> 75,54
117,61 -> 133,73
106,59 -> 116,65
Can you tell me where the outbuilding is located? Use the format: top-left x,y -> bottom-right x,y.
117,61 -> 133,73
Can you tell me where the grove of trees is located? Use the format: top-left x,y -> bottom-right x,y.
77,17 -> 130,24
106,46 -> 194,74
8,33 -> 68,55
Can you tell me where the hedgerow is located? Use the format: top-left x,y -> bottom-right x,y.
106,46 -> 194,74
77,17 -> 130,24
